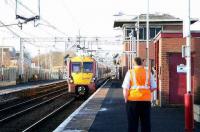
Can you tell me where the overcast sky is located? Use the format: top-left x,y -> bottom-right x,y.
0,0 -> 200,55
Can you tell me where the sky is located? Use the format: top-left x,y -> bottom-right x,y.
0,0 -> 200,56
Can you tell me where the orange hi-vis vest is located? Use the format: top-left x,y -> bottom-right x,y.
128,67 -> 151,101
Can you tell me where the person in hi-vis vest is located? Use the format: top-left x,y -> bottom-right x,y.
122,57 -> 157,132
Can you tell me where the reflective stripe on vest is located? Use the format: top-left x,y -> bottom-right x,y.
128,67 -> 151,101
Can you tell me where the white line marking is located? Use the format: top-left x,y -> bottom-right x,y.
53,79 -> 109,132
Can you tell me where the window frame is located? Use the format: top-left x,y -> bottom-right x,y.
83,62 -> 93,73
71,62 -> 81,73
124,26 -> 162,41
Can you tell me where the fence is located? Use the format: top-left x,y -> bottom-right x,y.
16,68 -> 60,82
0,68 -> 16,82
0,68 -> 16,87
0,67 -> 61,86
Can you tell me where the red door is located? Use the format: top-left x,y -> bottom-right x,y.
169,53 -> 186,104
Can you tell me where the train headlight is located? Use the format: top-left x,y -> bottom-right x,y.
69,77 -> 73,83
91,77 -> 96,83
78,86 -> 86,95
70,79 -> 73,83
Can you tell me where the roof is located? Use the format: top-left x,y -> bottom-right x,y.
71,56 -> 95,62
113,13 -> 198,28
153,30 -> 200,43
136,13 -> 178,20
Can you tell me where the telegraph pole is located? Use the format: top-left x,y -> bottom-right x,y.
49,49 -> 52,79
1,40 -> 4,80
38,48 -> 40,76
136,15 -> 140,57
129,30 -> 132,69
146,0 -> 150,69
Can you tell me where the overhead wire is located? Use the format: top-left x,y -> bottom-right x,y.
2,0 -> 35,37
0,20 -> 21,38
0,1 -> 66,58
6,0 -> 56,38
61,0 -> 92,38
60,0 -> 80,30
0,23 -> 20,27
15,0 -> 68,36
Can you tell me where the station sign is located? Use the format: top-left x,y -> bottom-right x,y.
177,64 -> 187,73
182,45 -> 190,58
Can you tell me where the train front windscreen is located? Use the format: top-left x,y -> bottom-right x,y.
83,62 -> 93,72
72,62 -> 81,72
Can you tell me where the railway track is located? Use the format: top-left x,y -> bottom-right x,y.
0,81 -> 71,131
0,92 -> 73,131
0,78 -> 109,132
0,91 -> 68,123
0,88 -> 66,114
22,78 -> 110,132
0,80 -> 67,109
22,97 -> 76,132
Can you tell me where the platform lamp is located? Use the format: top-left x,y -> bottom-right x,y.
183,0 -> 194,131
146,0 -> 150,78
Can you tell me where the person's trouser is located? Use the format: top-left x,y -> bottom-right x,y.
126,101 -> 151,132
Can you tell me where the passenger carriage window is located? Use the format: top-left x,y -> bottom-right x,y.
72,63 -> 81,72
83,62 -> 93,72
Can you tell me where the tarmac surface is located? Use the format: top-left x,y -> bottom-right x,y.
89,80 -> 200,132
55,79 -> 200,132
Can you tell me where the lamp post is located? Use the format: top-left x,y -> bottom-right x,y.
183,0 -> 194,131
19,38 -> 24,81
37,48 -> 40,76
136,16 -> 140,57
1,39 -> 4,81
146,0 -> 150,70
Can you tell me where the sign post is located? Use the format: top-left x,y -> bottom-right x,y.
183,0 -> 194,131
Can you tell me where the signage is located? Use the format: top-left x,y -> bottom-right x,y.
177,64 -> 187,73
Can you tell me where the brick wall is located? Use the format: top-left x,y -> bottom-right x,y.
191,38 -> 200,104
138,41 -> 155,60
163,25 -> 182,31
157,33 -> 200,106
122,41 -> 155,67
159,37 -> 185,105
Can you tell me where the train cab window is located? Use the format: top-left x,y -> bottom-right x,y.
72,63 -> 81,72
83,62 -> 93,72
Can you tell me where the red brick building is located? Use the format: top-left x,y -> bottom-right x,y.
114,13 -> 197,78
154,31 -> 200,106
114,13 -> 199,106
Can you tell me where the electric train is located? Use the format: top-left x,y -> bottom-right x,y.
66,55 -> 110,97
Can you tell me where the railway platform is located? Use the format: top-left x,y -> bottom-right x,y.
0,80 -> 66,103
54,79 -> 200,132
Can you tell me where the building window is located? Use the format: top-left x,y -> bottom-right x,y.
124,28 -> 137,40
139,28 -> 144,40
124,26 -> 161,41
156,27 -> 161,34
150,28 -> 156,39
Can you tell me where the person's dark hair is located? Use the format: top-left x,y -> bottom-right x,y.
134,57 -> 142,65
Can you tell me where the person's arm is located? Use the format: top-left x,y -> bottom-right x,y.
122,71 -> 130,103
150,73 -> 157,92
123,88 -> 129,103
